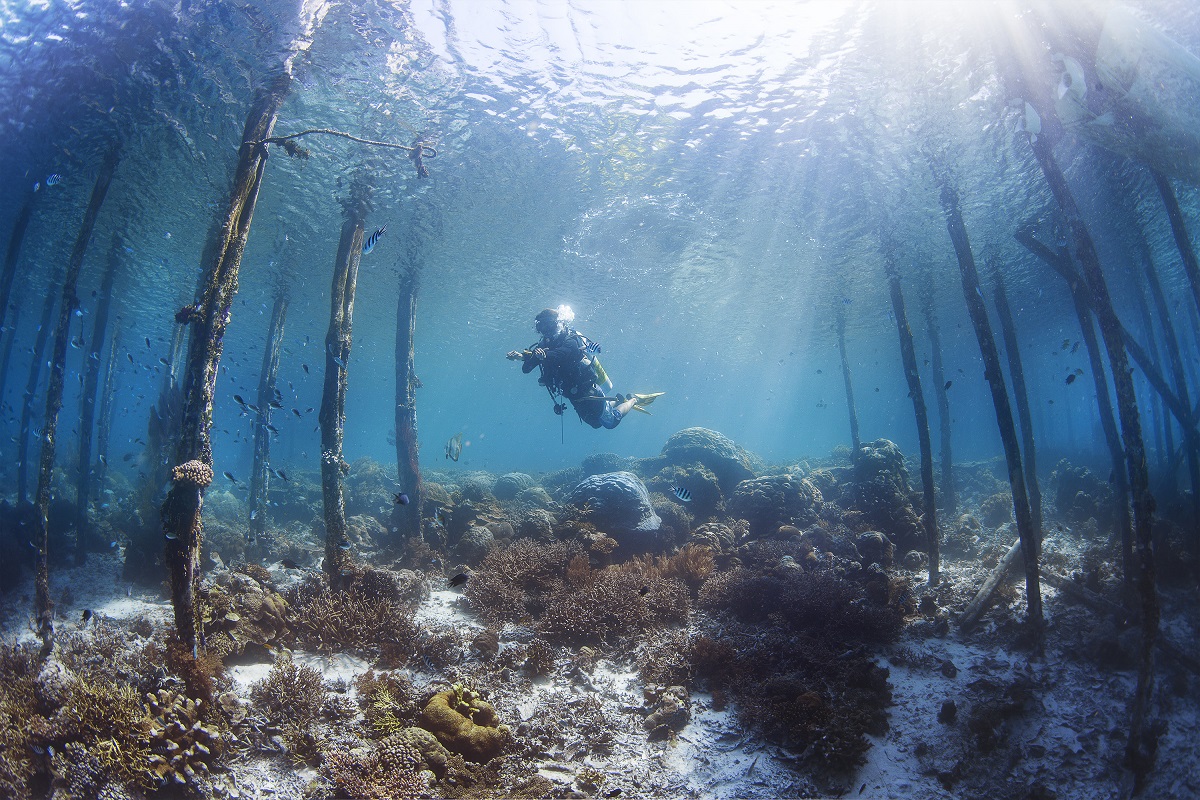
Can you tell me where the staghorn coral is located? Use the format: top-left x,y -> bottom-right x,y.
290,586 -> 420,656
465,538 -> 584,623
0,642 -> 48,798
418,684 -> 510,762
539,567 -> 689,646
140,689 -> 221,787
250,654 -> 326,728
655,543 -> 715,592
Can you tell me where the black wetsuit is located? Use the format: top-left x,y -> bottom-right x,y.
522,329 -> 617,428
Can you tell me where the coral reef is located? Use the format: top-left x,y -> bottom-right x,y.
492,472 -> 535,500
141,688 -> 222,786
840,439 -> 923,552
727,474 -> 823,538
418,684 -> 510,762
1049,459 -> 1115,528
979,492 -> 1014,529
655,427 -> 759,492
567,471 -> 662,551
643,685 -> 690,739
453,524 -> 495,565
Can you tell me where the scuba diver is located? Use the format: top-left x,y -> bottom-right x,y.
506,305 -> 662,429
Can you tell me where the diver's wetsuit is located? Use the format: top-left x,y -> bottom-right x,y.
521,329 -> 621,429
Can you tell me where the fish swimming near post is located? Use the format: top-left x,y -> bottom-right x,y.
672,486 -> 691,503
363,226 -> 386,254
394,492 -> 410,505
45,173 -> 62,186
445,432 -> 463,462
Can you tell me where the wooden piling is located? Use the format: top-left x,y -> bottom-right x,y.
17,282 -> 57,505
0,193 -> 35,409
34,145 -> 120,651
835,300 -> 861,452
921,272 -> 956,518
320,186 -> 368,589
161,76 -> 291,654
248,291 -> 288,540
393,264 -> 422,546
96,322 -> 120,487
74,233 -> 122,564
931,164 -> 1042,637
992,269 -> 1044,543
1152,170 -> 1200,322
883,248 -> 939,584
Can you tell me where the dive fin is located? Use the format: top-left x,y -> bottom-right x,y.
631,391 -> 664,414
592,356 -> 613,390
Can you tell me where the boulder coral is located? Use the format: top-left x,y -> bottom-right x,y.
657,427 -> 758,492
727,474 -> 823,539
568,471 -> 662,550
418,684 -> 509,762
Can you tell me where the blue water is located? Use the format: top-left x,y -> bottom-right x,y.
0,0 -> 1198,485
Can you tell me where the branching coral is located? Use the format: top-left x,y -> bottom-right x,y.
290,587 -> 420,656
464,538 -> 584,624
249,654 -> 326,728
354,671 -> 420,739
322,744 -> 430,799
539,568 -> 689,646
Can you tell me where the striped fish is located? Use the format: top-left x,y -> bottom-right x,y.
672,486 -> 691,502
363,225 -> 386,254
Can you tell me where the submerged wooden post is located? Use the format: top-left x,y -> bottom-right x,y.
921,273 -> 955,519
835,300 -> 861,452
1152,170 -> 1200,322
74,233 -> 122,564
17,280 -> 58,504
320,185 -> 369,589
161,75 -> 291,654
0,297 -> 21,416
931,164 -> 1042,638
393,264 -> 422,546
34,145 -> 120,650
992,269 -> 1044,544
1141,247 -> 1200,549
883,247 -> 939,584
248,291 -> 288,541
0,192 -> 35,409
1028,131 -> 1159,785
0,191 -> 34,336
96,322 -> 120,487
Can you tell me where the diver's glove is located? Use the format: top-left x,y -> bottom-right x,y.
505,350 -> 526,361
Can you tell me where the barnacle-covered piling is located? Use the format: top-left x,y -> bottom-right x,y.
992,269 -> 1044,544
96,322 -> 120,486
0,191 -> 35,407
394,263 -> 422,545
248,291 -> 288,540
883,247 -> 938,584
920,272 -> 955,518
34,144 -> 120,649
321,184 -> 369,588
74,232 -> 123,564
162,75 -> 291,654
931,163 -> 1042,637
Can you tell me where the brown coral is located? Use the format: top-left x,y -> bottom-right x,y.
418,685 -> 509,762
171,459 -> 214,488
140,689 -> 221,786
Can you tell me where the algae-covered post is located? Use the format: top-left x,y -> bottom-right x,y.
34,145 -> 120,650
74,231 -> 123,564
0,190 -> 34,337
835,299 -> 861,452
992,269 -> 1044,544
930,163 -> 1042,638
161,75 -> 291,655
1129,269 -> 1171,476
921,272 -> 955,519
1018,229 -> 1134,585
394,263 -> 422,546
882,246 -> 939,585
320,184 -> 368,589
1028,131 -> 1159,786
0,191 -> 35,406
17,276 -> 58,505
248,291 -> 288,540
1152,170 -> 1200,322
96,322 -> 121,486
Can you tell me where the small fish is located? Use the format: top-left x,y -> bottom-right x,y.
46,173 -> 62,186
1070,341 -> 1080,354
1065,373 -> 1077,385
233,394 -> 247,405
363,225 -> 386,254
448,572 -> 470,587
394,492 -> 410,505
273,468 -> 289,481
127,353 -> 134,363
145,337 -> 151,348
223,470 -> 238,483
292,408 -> 302,417
445,432 -> 463,462
332,355 -> 346,369
269,399 -> 283,409
98,454 -> 107,466
338,539 -> 352,550
815,369 -> 823,374
944,380 -> 952,390
280,558 -> 300,570
165,531 -> 178,540
158,357 -> 169,366
1062,338 -> 1071,350
434,507 -> 449,526
302,363 -> 309,374
672,486 -> 691,502
638,584 -> 651,596
81,609 -> 92,623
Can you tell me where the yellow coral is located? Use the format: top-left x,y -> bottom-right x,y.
418,687 -> 508,762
